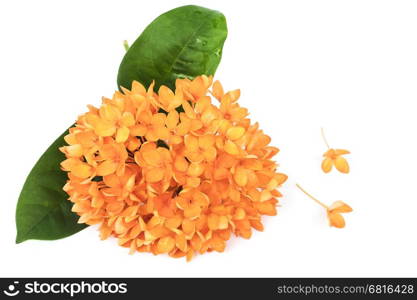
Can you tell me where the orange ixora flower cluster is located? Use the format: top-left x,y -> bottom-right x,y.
60,75 -> 287,261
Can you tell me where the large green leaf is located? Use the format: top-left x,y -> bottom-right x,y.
117,5 -> 228,90
15,130 -> 87,243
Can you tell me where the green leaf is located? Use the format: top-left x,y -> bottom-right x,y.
15,129 -> 87,243
117,5 -> 228,91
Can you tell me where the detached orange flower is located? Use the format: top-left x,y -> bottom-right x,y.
60,75 -> 287,261
320,128 -> 350,174
295,184 -> 352,228
326,200 -> 353,228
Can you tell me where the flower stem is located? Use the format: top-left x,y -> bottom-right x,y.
321,127 -> 330,149
123,40 -> 130,52
295,184 -> 328,209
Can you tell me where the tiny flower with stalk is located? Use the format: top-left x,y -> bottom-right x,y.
321,128 -> 350,174
296,184 -> 352,228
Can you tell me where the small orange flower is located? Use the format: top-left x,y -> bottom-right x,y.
320,128 -> 350,174
326,200 -> 353,228
184,134 -> 217,162
97,142 -> 128,176
133,111 -> 170,142
60,75 -> 286,261
296,184 -> 352,228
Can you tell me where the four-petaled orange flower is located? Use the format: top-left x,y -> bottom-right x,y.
326,200 -> 353,228
296,184 -> 352,228
60,75 -> 287,261
322,148 -> 350,174
320,128 -> 350,174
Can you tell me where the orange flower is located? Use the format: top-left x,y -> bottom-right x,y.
60,75 -> 286,260
326,200 -> 353,228
320,128 -> 350,174
296,184 -> 352,228
132,111 -> 170,142
184,134 -> 217,162
97,142 -> 128,176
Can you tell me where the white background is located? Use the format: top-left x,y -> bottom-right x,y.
1,0 -> 416,277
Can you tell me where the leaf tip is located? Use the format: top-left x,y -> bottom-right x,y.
15,234 -> 26,244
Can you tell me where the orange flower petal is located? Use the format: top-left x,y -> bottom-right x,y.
209,236 -> 226,252
146,168 -> 164,183
176,234 -> 188,252
201,108 -> 217,125
195,96 -> 211,113
254,202 -> 277,216
328,201 -> 353,213
198,135 -> 215,149
233,167 -> 248,187
157,126 -> 170,140
129,223 -> 143,239
127,137 -> 140,152
233,208 -> 246,220
151,113 -> 167,127
184,135 -> 199,152
116,126 -> 130,143
208,214 -> 219,230
334,156 -> 350,173
218,216 -> 229,230
323,148 -> 335,158
62,144 -> 83,157
224,140 -> 240,155
165,215 -> 183,229
174,156 -> 188,172
86,114 -> 115,137
328,212 -> 345,228
184,204 -> 201,219
186,249 -> 194,262
166,110 -> 179,129
130,124 -> 147,136
182,219 -> 195,236
158,85 -> 175,106
187,163 -> 204,177
142,149 -> 163,166
72,162 -> 93,179
190,119 -> 203,131
202,147 -> 217,162
176,115 -> 191,136
250,219 -> 264,231
321,157 -> 333,173
260,190 -> 272,202
334,149 -> 350,155
190,234 -> 202,251
121,112 -> 135,127
157,236 -> 175,253
212,80 -> 224,100
226,126 -> 245,140
186,177 -> 200,188
131,80 -> 146,95
61,158 -> 79,171
99,104 -> 121,121
182,101 -> 196,119
225,89 -> 240,103
96,160 -> 118,176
